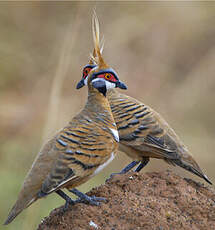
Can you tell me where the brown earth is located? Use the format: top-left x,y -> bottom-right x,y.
37,170 -> 215,230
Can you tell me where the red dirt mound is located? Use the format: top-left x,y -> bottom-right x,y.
37,170 -> 215,230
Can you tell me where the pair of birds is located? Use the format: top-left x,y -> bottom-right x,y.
4,14 -> 212,225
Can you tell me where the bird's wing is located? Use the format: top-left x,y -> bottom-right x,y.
110,93 -> 181,160
40,116 -> 117,195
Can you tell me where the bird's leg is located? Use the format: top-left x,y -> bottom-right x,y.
69,188 -> 106,206
134,158 -> 150,172
118,161 -> 140,174
106,161 -> 140,181
55,190 -> 76,211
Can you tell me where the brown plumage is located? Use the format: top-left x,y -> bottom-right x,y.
107,89 -> 211,184
4,13 -> 127,225
77,25 -> 212,185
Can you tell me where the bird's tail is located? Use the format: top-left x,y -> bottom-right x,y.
4,183 -> 38,225
168,155 -> 212,185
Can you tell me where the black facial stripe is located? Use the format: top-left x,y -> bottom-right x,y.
83,64 -> 96,69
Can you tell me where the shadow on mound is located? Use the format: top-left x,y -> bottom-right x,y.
37,170 -> 215,230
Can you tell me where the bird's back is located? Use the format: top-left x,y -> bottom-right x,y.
107,89 -> 205,175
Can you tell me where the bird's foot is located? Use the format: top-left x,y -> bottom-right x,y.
76,195 -> 106,206
63,197 -> 76,212
55,190 -> 76,212
106,172 -> 122,182
106,161 -> 140,182
69,188 -> 106,206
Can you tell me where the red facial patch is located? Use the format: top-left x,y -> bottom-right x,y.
83,67 -> 92,79
97,73 -> 117,82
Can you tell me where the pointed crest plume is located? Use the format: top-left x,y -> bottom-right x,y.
92,11 -> 108,69
89,48 -> 97,65
89,37 -> 105,65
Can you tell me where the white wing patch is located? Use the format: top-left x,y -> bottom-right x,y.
93,152 -> 115,176
110,128 -> 119,142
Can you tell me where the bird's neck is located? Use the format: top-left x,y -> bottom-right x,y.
107,88 -> 117,96
84,85 -> 115,125
106,88 -> 122,101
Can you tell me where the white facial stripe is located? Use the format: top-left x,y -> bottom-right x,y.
105,81 -> 116,90
84,76 -> 88,85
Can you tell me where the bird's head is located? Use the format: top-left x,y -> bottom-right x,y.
76,63 -> 96,89
87,67 -> 127,97
76,12 -> 127,96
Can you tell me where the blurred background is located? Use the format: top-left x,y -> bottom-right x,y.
1,2 -> 215,229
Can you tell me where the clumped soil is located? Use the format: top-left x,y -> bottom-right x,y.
38,170 -> 215,230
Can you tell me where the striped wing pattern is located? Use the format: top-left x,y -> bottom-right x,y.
108,90 -> 182,161
107,89 -> 213,185
41,115 -> 117,195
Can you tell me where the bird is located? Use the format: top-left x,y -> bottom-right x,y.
4,13 -> 127,225
76,28 -> 212,186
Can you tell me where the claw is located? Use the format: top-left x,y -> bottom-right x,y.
106,161 -> 140,182
69,188 -> 106,206
106,172 -> 120,182
63,197 -> 75,211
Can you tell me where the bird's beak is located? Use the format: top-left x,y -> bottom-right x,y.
92,79 -> 107,96
76,79 -> 85,89
116,80 -> 127,90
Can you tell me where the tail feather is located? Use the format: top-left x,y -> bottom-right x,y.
172,158 -> 212,185
4,169 -> 42,225
4,125 -> 60,224
4,195 -> 37,225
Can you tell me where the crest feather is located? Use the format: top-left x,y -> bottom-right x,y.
89,38 -> 105,65
100,36 -> 105,54
89,52 -> 97,64
92,12 -> 108,68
